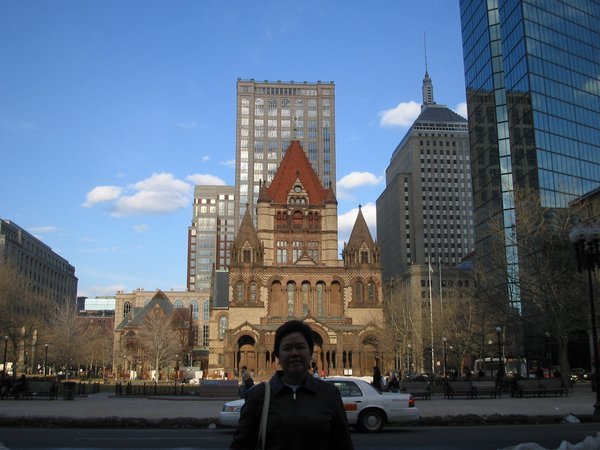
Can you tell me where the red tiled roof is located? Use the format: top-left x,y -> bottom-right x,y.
267,140 -> 332,204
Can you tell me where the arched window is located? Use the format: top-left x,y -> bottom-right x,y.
255,98 -> 264,115
281,99 -> 290,116
237,282 -> 244,303
355,282 -> 363,303
292,210 -> 303,230
123,301 -> 131,316
191,300 -> 199,320
218,316 -> 228,340
250,282 -> 257,303
316,282 -> 325,316
287,282 -> 296,316
302,282 -> 310,315
174,299 -> 184,308
368,282 -> 376,303
203,300 -> 210,321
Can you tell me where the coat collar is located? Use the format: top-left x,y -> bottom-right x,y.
270,370 -> 320,396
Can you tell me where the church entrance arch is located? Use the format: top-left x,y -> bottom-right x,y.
236,334 -> 257,374
311,329 -> 324,373
362,335 -> 380,373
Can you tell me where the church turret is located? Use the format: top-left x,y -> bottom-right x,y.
230,207 -> 263,266
342,205 -> 380,268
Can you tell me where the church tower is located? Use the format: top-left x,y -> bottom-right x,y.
209,140 -> 384,379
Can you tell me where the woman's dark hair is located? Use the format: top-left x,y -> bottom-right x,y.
273,320 -> 314,358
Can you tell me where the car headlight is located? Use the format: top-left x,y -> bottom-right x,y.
223,405 -> 242,412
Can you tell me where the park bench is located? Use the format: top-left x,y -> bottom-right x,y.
540,378 -> 567,397
472,380 -> 501,398
402,381 -> 431,400
24,380 -> 58,399
445,381 -> 475,399
514,379 -> 544,397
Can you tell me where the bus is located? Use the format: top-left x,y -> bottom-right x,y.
473,357 -> 527,378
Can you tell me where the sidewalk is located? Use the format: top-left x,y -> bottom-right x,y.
0,384 -> 596,427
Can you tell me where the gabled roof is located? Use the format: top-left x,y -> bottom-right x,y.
415,104 -> 467,124
128,290 -> 175,327
266,140 -> 335,204
232,207 -> 261,249
347,206 -> 375,248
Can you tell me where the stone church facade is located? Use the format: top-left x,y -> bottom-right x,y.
208,140 -> 383,378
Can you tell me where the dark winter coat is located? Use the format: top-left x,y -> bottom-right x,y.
230,370 -> 354,450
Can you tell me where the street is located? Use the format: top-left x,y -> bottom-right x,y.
1,424 -> 599,450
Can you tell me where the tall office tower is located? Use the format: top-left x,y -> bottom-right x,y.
0,219 -> 78,304
234,79 -> 336,225
376,74 -> 474,281
460,0 -> 600,313
187,186 -> 235,292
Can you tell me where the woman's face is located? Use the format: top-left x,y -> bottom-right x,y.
278,331 -> 312,378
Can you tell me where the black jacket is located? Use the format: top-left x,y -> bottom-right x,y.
230,370 -> 354,450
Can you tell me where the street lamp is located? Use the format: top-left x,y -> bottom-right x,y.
569,224 -> 600,419
544,331 -> 551,372
2,336 -> 8,375
44,344 -> 48,377
496,327 -> 504,378
442,337 -> 448,379
407,344 -> 412,379
175,354 -> 179,382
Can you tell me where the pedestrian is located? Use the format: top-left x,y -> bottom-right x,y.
230,320 -> 353,450
388,373 -> 400,392
372,366 -> 382,390
311,361 -> 320,378
11,374 -> 27,399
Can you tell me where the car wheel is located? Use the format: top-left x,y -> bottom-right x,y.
358,409 -> 384,433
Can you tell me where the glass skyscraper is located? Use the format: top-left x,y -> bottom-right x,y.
460,0 -> 600,313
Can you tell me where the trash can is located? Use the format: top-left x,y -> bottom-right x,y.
62,381 -> 76,400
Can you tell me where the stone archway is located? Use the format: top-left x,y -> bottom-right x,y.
237,334 -> 257,375
362,335 -> 380,374
311,330 -> 324,374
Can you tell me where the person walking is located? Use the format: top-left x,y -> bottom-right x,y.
230,320 -> 353,450
372,366 -> 382,390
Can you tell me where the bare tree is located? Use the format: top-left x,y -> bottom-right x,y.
47,300 -> 87,376
474,186 -> 588,383
136,306 -> 180,380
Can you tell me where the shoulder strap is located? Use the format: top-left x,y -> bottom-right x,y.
257,381 -> 270,450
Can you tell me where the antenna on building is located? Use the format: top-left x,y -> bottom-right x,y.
422,31 -> 435,108
424,31 -> 428,75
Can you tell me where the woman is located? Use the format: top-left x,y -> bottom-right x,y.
230,320 -> 353,450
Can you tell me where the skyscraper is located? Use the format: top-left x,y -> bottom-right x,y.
234,79 -> 336,225
187,185 -> 235,292
377,73 -> 474,280
460,0 -> 600,313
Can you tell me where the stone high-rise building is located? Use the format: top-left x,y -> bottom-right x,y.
209,140 -> 383,378
234,79 -> 336,226
376,73 -> 474,280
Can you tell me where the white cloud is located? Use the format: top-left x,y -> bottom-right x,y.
133,224 -> 149,233
82,186 -> 123,207
111,173 -> 193,217
201,155 -> 210,162
176,121 -> 197,129
338,172 -> 383,190
337,172 -> 383,201
379,101 -> 421,127
220,159 -> 236,168
78,246 -> 120,254
454,102 -> 468,118
186,173 -> 226,186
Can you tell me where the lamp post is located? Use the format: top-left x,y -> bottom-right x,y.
544,331 -> 551,372
175,354 -> 179,383
2,336 -> 8,375
569,224 -> 600,419
442,337 -> 448,379
496,327 -> 504,378
407,344 -> 412,380
44,344 -> 48,377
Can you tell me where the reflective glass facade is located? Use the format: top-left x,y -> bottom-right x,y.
460,0 -> 600,312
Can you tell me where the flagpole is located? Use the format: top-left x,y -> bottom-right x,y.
439,260 -> 443,321
428,260 -> 434,376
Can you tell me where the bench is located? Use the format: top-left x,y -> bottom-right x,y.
402,381 -> 431,400
24,380 -> 58,399
472,380 -> 501,398
540,378 -> 567,397
514,379 -> 544,397
445,381 -> 475,399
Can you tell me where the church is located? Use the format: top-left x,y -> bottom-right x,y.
208,140 -> 384,378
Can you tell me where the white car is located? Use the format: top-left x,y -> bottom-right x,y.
218,376 -> 419,433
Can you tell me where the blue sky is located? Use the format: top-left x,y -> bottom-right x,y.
1,0 -> 467,298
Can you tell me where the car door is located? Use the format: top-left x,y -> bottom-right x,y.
326,380 -> 364,424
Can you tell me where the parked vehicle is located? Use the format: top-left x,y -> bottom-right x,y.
218,376 -> 420,433
570,368 -> 591,382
